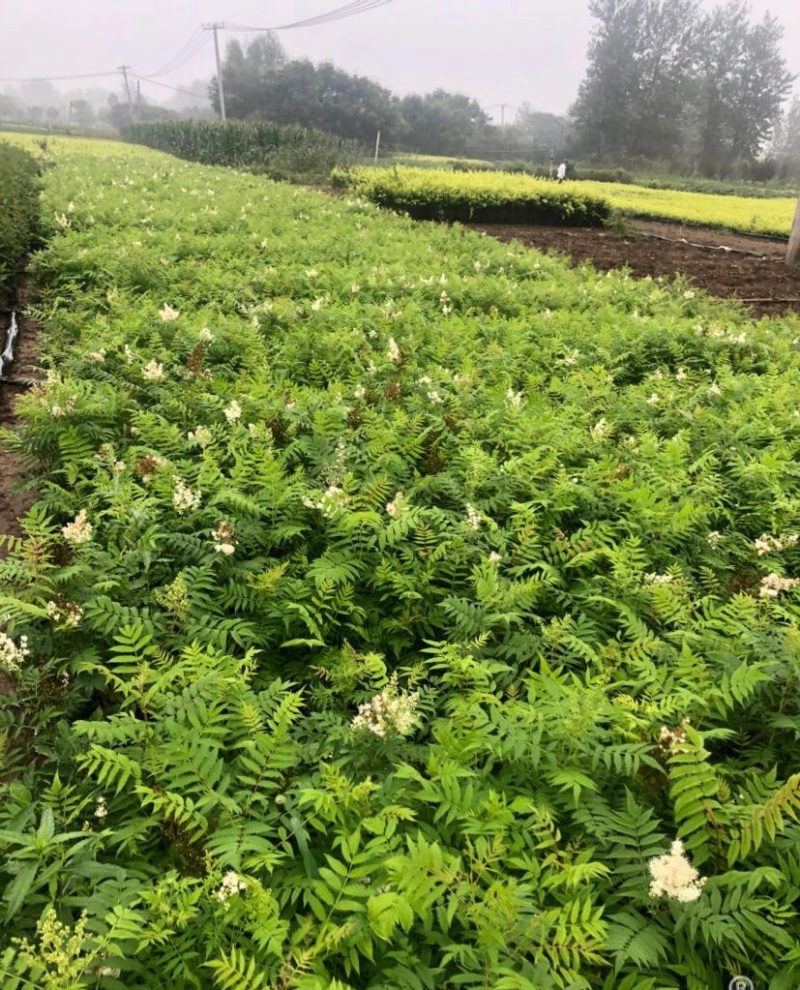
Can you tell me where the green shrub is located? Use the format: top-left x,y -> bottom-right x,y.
333,164 -> 612,225
121,119 -> 362,183
0,142 -> 41,294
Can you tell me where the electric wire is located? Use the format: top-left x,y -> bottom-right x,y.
0,1 -> 393,87
0,70 -> 120,84
145,28 -> 210,78
225,0 -> 392,33
129,74 -> 206,99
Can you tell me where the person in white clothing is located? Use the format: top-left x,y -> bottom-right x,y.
556,161 -> 567,182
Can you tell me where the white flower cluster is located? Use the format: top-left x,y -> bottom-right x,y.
302,484 -> 348,518
658,718 -> 690,755
198,327 -> 214,343
354,385 -> 367,400
754,533 -> 798,556
387,337 -> 401,364
188,426 -> 213,448
707,531 -> 723,546
427,390 -> 443,405
215,870 -> 246,903
0,630 -> 29,674
46,600 -> 84,627
351,675 -> 420,738
224,400 -> 242,423
62,509 -> 93,544
142,360 -> 165,382
465,504 -> 482,532
385,491 -> 405,518
506,388 -> 523,409
644,572 -> 675,587
94,797 -> 108,821
759,573 -> 800,598
590,418 -> 610,441
159,303 -> 180,321
648,839 -> 706,902
50,396 -> 77,418
89,348 -> 107,363
212,521 -> 236,556
173,479 -> 201,514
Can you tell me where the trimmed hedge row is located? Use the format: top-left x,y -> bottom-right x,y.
332,165 -> 612,226
0,141 -> 41,294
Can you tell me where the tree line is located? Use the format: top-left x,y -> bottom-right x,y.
209,35 -> 568,164
571,0 -> 795,176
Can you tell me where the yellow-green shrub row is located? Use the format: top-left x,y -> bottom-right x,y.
343,165 -> 797,236
333,164 -> 611,225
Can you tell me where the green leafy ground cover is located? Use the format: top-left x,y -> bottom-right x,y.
339,166 -> 798,236
0,141 -> 41,295
2,136 -> 800,988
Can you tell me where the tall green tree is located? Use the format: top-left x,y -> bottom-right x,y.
211,38 -> 404,147
571,0 -> 698,163
209,34 -> 288,119
690,1 -> 793,175
399,90 -> 489,156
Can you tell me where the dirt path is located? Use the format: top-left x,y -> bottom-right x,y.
0,279 -> 41,551
471,219 -> 800,319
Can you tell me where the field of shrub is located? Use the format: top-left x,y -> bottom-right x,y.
339,165 -> 798,235
0,141 -> 41,295
2,134 -> 800,989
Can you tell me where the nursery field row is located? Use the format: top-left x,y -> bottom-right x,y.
1,133 -> 800,989
340,165 -> 799,236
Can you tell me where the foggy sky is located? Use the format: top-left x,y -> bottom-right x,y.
2,0 -> 799,119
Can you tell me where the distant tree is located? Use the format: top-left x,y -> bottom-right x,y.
774,95 -> 800,158
399,90 -> 489,156
514,105 -> 570,154
70,99 -> 96,128
0,91 -> 23,122
690,2 -> 794,175
45,106 -> 61,123
100,92 -> 176,130
27,106 -> 44,124
212,41 -> 405,147
210,35 -> 288,118
571,0 -> 698,163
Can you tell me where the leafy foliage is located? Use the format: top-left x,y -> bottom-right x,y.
0,141 -> 41,294
1,133 -> 800,987
122,119 -> 361,183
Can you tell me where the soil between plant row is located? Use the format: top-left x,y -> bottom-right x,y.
471,219 -> 800,319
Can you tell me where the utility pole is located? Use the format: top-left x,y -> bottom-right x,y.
499,103 -> 510,129
203,22 -> 227,121
118,65 -> 135,122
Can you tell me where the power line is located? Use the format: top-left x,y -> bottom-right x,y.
224,0 -> 392,33
145,28 -> 210,78
0,70 -> 120,84
0,1 -> 393,93
129,74 -> 206,99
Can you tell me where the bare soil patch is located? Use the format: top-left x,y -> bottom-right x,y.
471,219 -> 800,319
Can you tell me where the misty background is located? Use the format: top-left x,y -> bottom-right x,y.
2,0 -> 799,177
